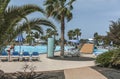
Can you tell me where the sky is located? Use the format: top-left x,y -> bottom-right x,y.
8,0 -> 120,39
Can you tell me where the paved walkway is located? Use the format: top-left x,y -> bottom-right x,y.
0,53 -> 108,79
0,53 -> 95,73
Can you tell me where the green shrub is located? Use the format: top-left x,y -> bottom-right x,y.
111,49 -> 120,68
95,50 -> 114,67
96,48 -> 120,69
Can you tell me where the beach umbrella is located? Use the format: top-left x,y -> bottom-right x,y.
16,34 -> 24,52
39,40 -> 46,43
16,34 -> 24,42
68,40 -> 79,44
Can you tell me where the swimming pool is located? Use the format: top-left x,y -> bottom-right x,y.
6,45 -> 73,54
93,49 -> 108,55
6,45 -> 107,55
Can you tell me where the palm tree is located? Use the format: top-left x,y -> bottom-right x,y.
0,0 -> 43,49
44,0 -> 75,57
0,0 -> 56,51
94,32 -> 98,38
107,19 -> 120,45
67,30 -> 75,40
51,30 -> 59,45
46,28 -> 58,39
51,30 -> 58,40
74,28 -> 81,40
34,32 -> 40,39
94,32 -> 99,45
46,28 -> 52,38
40,35 -> 47,41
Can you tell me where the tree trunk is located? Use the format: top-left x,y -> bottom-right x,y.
77,34 -> 78,40
60,14 -> 65,57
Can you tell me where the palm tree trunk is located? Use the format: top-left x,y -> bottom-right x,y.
77,34 -> 78,40
60,14 -> 65,57
24,17 -> 32,45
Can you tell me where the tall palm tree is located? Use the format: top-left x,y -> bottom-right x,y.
44,0 -> 75,57
40,35 -> 47,41
74,28 -> 81,40
94,32 -> 99,45
46,28 -> 58,39
34,32 -> 40,39
0,0 -> 43,48
46,28 -> 52,38
107,19 -> 120,45
51,30 -> 58,40
0,0 -> 56,51
67,30 -> 75,40
51,30 -> 59,45
94,32 -> 98,38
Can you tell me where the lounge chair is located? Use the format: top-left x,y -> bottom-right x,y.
64,48 -> 80,57
11,51 -> 20,61
72,49 -> 80,56
0,51 -> 8,61
22,51 -> 30,61
64,48 -> 73,56
31,52 -> 40,61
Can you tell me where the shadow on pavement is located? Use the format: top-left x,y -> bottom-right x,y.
48,56 -> 95,61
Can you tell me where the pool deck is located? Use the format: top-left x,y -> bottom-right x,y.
0,52 -> 108,79
0,52 -> 95,73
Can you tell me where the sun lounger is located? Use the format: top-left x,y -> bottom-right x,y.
31,52 -> 40,61
11,51 -> 20,61
64,48 -> 73,56
72,49 -> 80,56
64,48 -> 80,57
0,51 -> 8,61
22,51 -> 30,61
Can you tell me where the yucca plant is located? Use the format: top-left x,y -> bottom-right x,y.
16,64 -> 42,79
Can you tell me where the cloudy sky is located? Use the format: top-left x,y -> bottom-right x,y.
9,0 -> 120,39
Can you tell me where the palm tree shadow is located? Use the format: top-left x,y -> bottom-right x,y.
48,56 -> 95,61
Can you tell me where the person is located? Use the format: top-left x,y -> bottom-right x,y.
10,45 -> 14,49
10,44 -> 15,52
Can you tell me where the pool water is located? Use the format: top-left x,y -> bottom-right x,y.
6,45 -> 73,54
6,45 -> 107,55
93,49 -> 108,55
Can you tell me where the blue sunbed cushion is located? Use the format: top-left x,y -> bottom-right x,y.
12,51 -> 19,56
32,52 -> 39,56
1,51 -> 8,56
23,52 -> 29,56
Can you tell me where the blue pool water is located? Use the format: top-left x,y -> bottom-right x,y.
6,45 -> 73,54
6,45 -> 108,55
93,49 -> 108,55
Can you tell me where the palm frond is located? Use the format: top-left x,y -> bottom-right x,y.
66,0 -> 76,6
5,4 -> 44,27
17,18 -> 56,35
65,10 -> 72,22
0,0 -> 10,13
31,25 -> 43,34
